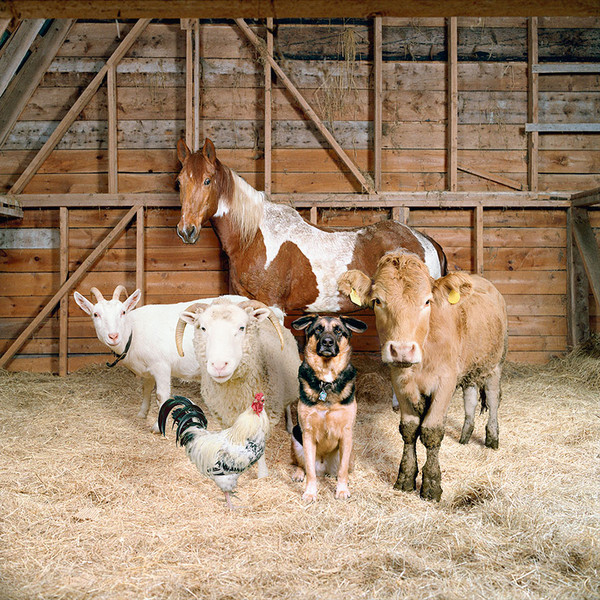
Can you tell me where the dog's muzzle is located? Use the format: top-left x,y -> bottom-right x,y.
317,334 -> 338,357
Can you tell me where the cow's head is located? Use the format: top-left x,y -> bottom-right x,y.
176,138 -> 230,244
338,252 -> 473,367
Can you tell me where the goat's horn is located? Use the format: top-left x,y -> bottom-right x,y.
239,300 -> 285,350
113,285 -> 128,300
175,302 -> 204,357
90,287 -> 104,302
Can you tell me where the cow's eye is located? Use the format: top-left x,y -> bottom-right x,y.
372,298 -> 381,306
425,299 -> 431,307
204,178 -> 211,186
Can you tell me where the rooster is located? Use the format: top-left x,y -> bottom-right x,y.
158,393 -> 270,509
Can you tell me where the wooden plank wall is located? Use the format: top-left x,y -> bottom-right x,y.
1,17 -> 599,371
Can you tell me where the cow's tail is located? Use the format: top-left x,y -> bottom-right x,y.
479,388 -> 488,414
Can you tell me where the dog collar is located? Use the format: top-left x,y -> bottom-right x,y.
318,381 -> 334,403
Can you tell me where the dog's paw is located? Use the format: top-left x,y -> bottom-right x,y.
335,485 -> 351,500
291,467 -> 305,482
302,484 -> 317,503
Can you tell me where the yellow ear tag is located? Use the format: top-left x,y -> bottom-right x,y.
448,289 -> 460,305
350,288 -> 362,306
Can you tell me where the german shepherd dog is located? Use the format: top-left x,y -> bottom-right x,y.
290,315 -> 367,501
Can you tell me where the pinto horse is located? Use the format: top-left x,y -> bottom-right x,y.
176,138 -> 447,314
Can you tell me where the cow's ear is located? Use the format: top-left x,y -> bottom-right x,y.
338,270 -> 372,307
433,272 -> 473,306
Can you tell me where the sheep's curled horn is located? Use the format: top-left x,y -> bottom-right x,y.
174,300 -> 285,358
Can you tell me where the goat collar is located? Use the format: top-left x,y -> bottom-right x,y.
106,332 -> 133,368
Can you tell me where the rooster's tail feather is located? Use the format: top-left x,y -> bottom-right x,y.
158,395 -> 208,445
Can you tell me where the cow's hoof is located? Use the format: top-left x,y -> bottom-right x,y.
393,473 -> 417,492
485,434 -> 499,450
459,423 -> 474,445
420,478 -> 442,502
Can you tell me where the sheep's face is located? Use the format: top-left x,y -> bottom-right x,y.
185,303 -> 270,383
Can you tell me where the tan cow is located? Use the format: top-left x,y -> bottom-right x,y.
338,251 -> 508,501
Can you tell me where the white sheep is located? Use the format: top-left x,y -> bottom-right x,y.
175,298 -> 301,477
73,286 -> 250,432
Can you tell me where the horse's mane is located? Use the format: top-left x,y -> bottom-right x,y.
221,164 -> 264,247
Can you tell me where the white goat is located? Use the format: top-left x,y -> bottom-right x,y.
73,286 -> 250,432
175,298 -> 301,477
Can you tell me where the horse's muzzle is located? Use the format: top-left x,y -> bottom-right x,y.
177,224 -> 199,244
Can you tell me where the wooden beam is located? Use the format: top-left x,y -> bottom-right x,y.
571,187 -> 600,208
392,206 -> 410,225
235,18 -> 375,194
0,19 -> 74,150
9,18 -> 151,195
571,207 -> 600,310
309,206 -> 318,224
12,191 -> 572,209
373,16 -> 382,192
474,204 -> 484,276
136,205 -> 145,305
447,17 -> 458,192
458,164 -> 523,191
0,18 -> 44,97
184,22 -> 193,150
2,1 -> 599,19
0,18 -> 10,40
526,123 -> 600,133
0,205 -> 140,370
566,207 -> 590,348
263,18 -> 273,195
107,63 -> 118,194
528,17 -> 539,192
59,206 -> 68,377
533,63 -> 600,74
193,18 -> 200,151
0,194 -> 23,217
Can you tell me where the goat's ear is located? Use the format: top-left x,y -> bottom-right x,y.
74,291 -> 94,315
251,307 -> 271,323
291,315 -> 317,331
338,270 -> 372,307
123,289 -> 142,312
177,138 -> 191,164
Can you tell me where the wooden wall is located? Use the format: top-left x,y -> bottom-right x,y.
1,17 -> 599,371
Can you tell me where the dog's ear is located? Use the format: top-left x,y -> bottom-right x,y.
291,315 -> 318,331
340,316 -> 368,334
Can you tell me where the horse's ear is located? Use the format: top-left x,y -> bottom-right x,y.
202,138 -> 217,164
177,138 -> 191,164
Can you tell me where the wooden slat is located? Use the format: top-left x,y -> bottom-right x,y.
0,19 -> 74,150
0,19 -> 45,97
447,17 -> 458,192
185,24 -> 193,150
458,164 -> 523,191
528,17 -> 539,192
264,17 -> 273,195
234,18 -> 375,194
571,187 -> 600,207
0,205 -> 139,369
136,205 -> 145,304
526,123 -> 600,133
533,63 -> 600,73
0,18 -> 10,40
107,63 -> 118,194
571,207 -> 600,309
474,205 -> 484,276
9,18 -> 151,195
374,16 -> 382,191
59,206 -> 68,376
193,19 -> 200,151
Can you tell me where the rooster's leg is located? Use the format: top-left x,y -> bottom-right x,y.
224,491 -> 234,510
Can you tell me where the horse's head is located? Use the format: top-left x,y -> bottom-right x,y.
176,138 -> 224,244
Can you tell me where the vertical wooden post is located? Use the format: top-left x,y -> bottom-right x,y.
392,206 -> 409,225
264,18 -> 273,195
474,205 -> 484,275
310,206 -> 318,225
566,207 -> 590,348
374,16 -> 383,191
136,206 -> 145,306
107,63 -> 118,194
59,207 -> 69,376
447,17 -> 458,192
184,22 -> 194,150
528,17 -> 539,192
193,19 -> 201,152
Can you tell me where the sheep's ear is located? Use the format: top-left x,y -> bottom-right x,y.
123,289 -> 142,312
179,311 -> 198,325
74,291 -> 94,315
251,307 -> 271,323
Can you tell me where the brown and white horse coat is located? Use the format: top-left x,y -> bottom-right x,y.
177,138 -> 447,314
338,251 -> 508,501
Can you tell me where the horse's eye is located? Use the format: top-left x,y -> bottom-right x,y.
204,178 -> 211,186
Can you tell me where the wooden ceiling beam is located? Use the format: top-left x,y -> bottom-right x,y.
1,1 -> 598,19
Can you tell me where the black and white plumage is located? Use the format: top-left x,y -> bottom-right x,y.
158,394 -> 270,508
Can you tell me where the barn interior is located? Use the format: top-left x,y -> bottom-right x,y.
0,1 -> 599,599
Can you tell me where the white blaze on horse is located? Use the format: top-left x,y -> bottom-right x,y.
176,138 -> 447,313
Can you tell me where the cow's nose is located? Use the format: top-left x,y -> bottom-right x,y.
386,341 -> 421,365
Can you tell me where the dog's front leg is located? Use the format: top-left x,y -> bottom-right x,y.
335,424 -> 354,500
302,434 -> 318,502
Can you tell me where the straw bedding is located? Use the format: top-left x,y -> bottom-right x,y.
0,344 -> 598,600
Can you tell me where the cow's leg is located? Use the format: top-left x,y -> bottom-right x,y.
420,382 -> 454,501
459,384 -> 479,444
394,418 -> 420,492
484,364 -> 502,450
